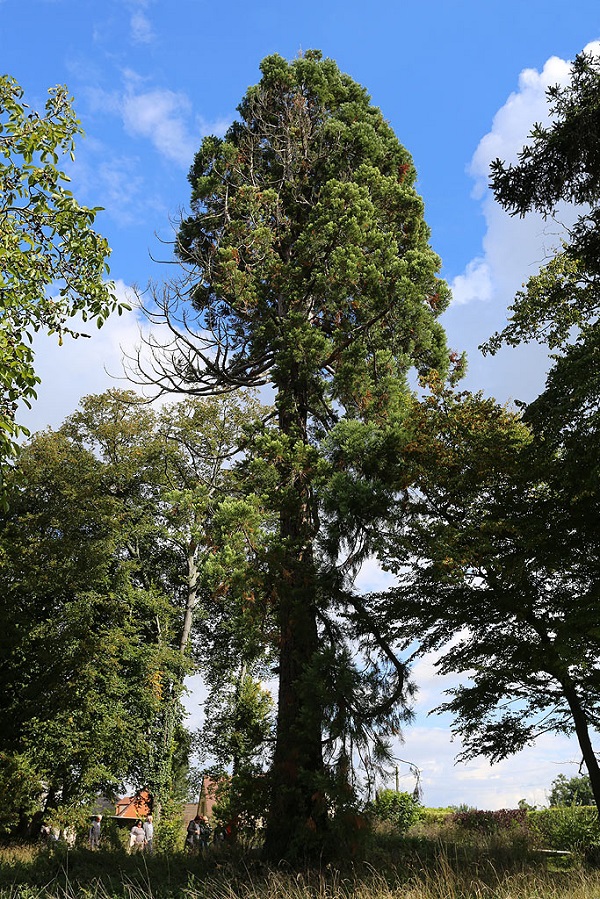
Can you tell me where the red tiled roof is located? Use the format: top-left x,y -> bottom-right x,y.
114,790 -> 152,818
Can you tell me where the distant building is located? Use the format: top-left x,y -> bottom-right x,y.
114,790 -> 152,820
114,777 -> 220,828
182,776 -> 220,826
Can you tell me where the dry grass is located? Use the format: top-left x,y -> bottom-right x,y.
2,866 -> 600,899
0,834 -> 599,899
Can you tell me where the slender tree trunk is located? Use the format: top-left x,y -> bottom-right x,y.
232,662 -> 247,778
179,540 -> 199,655
263,382 -> 327,860
561,677 -> 600,820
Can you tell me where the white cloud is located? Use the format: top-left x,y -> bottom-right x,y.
450,257 -> 493,306
468,55 -> 573,197
411,651 -> 464,713
86,69 -> 230,170
18,280 -> 148,436
397,718 -> 584,810
450,42 -> 600,313
381,644 -> 590,810
117,72 -> 231,167
353,556 -> 396,593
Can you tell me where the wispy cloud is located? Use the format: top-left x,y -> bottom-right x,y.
122,0 -> 155,44
130,9 -> 154,44
86,70 -> 231,169
117,71 -> 231,167
122,86 -> 197,166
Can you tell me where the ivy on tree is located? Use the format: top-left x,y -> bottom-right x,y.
135,50 -> 457,859
0,388 -> 267,830
0,76 -> 124,469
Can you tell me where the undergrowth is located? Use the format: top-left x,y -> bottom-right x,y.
2,809 -> 600,899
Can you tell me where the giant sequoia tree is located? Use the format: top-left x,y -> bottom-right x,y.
138,51 -> 454,858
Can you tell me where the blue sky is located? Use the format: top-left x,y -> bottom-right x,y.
2,0 -> 599,808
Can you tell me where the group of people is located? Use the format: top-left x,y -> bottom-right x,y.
129,815 -> 154,854
40,823 -> 76,847
185,814 -> 212,853
78,810 -> 223,853
86,813 -> 154,853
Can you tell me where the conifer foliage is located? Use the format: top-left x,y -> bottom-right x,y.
139,51 -> 455,858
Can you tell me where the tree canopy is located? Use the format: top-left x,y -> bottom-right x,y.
485,49 -> 600,353
381,384 -> 600,791
0,75 -> 124,470
0,388 -> 269,830
549,774 -> 595,807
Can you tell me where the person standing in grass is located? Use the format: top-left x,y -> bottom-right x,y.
88,816 -> 101,850
185,815 -> 201,853
129,819 -> 146,854
199,815 -> 211,852
143,814 -> 154,854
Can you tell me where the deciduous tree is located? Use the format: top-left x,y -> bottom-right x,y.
0,388 -> 267,827
549,774 -> 594,807
0,76 -> 124,469
0,428 -> 182,821
61,389 -> 270,810
480,47 -> 600,812
382,381 -> 600,815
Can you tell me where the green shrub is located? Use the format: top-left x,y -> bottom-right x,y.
371,790 -> 422,834
529,806 -> 600,850
211,769 -> 270,846
418,807 -> 453,827
156,798 -> 186,854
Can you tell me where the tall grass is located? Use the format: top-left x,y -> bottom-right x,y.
2,864 -> 600,899
2,813 -> 600,899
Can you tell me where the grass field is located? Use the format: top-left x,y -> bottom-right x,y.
2,809 -> 599,898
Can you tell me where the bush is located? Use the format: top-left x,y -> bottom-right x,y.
156,798 -> 186,854
451,808 -> 529,835
211,769 -> 270,845
419,807 -> 453,827
371,790 -> 422,834
529,806 -> 600,851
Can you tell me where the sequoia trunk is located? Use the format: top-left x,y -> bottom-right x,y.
263,383 -> 327,859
